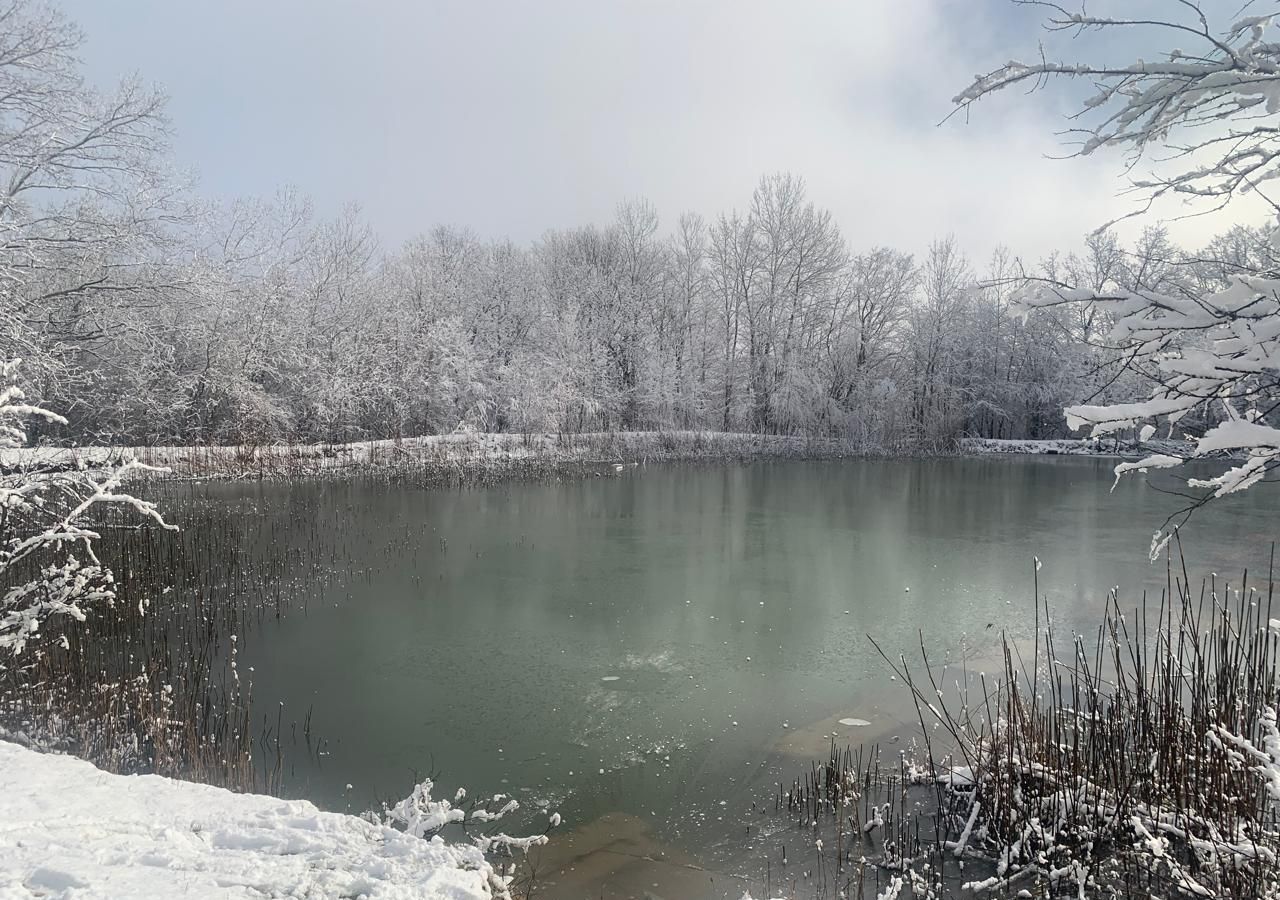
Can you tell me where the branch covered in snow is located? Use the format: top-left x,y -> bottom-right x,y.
0,360 -> 174,656
954,5 -> 1280,217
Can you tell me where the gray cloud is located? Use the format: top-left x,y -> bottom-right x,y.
62,0 -> 1268,263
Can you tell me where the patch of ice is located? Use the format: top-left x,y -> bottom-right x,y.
620,651 -> 681,673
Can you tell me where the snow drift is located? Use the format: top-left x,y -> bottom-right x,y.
0,740 -> 498,899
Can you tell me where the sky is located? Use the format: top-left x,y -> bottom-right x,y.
60,0 -> 1271,265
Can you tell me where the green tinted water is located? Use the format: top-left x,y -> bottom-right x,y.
167,457 -> 1276,895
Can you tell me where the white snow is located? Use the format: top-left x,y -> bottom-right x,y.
1111,453 -> 1183,489
962,437 -> 1193,459
0,431 -> 856,481
0,740 -> 499,899
938,765 -> 975,788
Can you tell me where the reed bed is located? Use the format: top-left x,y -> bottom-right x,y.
920,561 -> 1279,899
770,739 -> 948,899
773,555 -> 1280,898
0,491 -> 348,793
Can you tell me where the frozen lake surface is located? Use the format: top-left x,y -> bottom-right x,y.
158,456 -> 1277,896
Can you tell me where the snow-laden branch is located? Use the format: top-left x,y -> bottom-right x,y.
0,360 -> 173,657
1009,253 -> 1280,507
954,5 -> 1280,216
1008,255 -> 1280,556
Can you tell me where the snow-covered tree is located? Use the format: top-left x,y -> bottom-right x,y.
905,238 -> 974,445
0,0 -> 179,432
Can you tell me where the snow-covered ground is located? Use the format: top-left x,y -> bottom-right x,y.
0,430 -> 859,480
0,431 -> 1214,482
961,436 -> 1193,458
0,740 -> 498,900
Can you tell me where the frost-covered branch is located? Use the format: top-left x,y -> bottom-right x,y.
954,3 -> 1280,217
0,359 -> 173,656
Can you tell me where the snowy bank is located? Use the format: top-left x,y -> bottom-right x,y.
0,430 -> 862,481
0,740 -> 498,900
960,436 -> 1193,458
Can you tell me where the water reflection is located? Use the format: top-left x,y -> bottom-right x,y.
159,457 -> 1276,896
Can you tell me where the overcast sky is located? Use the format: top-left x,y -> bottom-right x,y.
61,0 -> 1269,264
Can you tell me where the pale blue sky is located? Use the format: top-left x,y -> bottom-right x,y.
59,1 -> 1267,260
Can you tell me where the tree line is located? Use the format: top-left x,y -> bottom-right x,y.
2,0 -> 1270,450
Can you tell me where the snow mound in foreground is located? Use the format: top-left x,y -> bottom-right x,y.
0,740 -> 495,899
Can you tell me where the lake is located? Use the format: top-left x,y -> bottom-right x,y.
157,456 -> 1277,898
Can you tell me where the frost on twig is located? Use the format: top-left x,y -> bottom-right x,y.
953,6 -> 1280,215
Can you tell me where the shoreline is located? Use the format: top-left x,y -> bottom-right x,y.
0,430 -> 875,482
958,436 -> 1194,459
0,430 -> 1193,485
